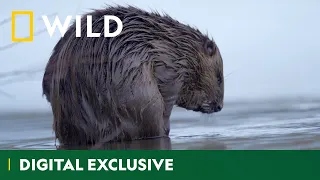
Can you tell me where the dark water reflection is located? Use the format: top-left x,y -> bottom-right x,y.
58,137 -> 173,150
57,137 -> 228,150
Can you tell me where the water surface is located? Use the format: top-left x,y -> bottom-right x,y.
0,97 -> 319,150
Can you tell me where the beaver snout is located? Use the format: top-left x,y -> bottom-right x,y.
195,101 -> 223,114
214,105 -> 223,112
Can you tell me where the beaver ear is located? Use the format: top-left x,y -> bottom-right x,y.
205,40 -> 215,57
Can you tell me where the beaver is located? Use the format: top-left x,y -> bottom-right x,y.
42,5 -> 224,146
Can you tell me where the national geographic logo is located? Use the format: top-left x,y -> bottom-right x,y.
11,11 -> 34,42
11,10 -> 123,42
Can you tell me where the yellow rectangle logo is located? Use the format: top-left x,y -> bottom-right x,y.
12,11 -> 34,42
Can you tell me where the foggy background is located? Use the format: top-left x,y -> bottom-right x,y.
1,0 -> 320,112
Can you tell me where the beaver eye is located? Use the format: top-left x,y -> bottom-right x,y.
217,76 -> 222,86
217,74 -> 223,86
206,41 -> 215,56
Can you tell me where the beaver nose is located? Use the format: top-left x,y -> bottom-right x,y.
214,105 -> 222,112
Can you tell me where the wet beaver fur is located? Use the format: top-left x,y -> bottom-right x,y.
42,5 -> 224,146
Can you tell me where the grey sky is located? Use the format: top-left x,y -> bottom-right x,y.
0,0 -> 320,111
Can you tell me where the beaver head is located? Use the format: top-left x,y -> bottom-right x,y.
175,37 -> 224,114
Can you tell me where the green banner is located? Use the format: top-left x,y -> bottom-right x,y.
1,150 -> 319,180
